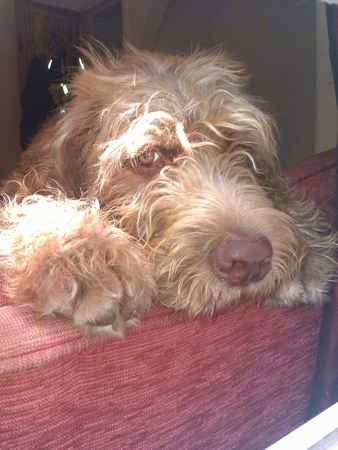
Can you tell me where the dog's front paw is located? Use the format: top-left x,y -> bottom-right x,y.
1,197 -> 156,337
69,278 -> 145,338
39,240 -> 156,337
266,277 -> 329,307
265,278 -> 306,306
39,262 -> 155,338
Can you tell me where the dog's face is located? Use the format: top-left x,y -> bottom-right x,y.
66,47 -> 307,315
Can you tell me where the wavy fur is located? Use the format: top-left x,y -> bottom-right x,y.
1,45 -> 336,335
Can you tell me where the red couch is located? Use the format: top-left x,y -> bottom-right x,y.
0,149 -> 336,450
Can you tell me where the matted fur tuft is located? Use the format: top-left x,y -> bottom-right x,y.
0,44 -> 336,336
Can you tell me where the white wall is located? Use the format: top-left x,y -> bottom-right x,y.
0,0 -> 21,177
316,0 -> 337,153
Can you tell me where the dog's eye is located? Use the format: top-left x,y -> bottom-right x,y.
138,149 -> 157,166
130,146 -> 181,171
136,149 -> 163,168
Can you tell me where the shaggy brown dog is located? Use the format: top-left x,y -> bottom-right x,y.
0,46 -> 336,336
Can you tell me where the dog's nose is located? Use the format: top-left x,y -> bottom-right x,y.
209,233 -> 272,287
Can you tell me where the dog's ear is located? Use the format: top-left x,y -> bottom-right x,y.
31,45 -> 123,192
238,104 -> 282,185
182,49 -> 281,183
23,69 -> 106,196
195,96 -> 281,177
71,45 -> 118,106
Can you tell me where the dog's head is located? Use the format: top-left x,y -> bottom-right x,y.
60,46 -> 306,314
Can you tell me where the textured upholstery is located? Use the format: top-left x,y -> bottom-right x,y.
0,149 -> 336,450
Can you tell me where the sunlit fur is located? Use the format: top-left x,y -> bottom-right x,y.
0,45 -> 336,335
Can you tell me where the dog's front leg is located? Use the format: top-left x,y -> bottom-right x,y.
0,195 -> 156,336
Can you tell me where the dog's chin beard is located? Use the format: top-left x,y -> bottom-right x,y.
154,242 -> 301,315
155,257 -> 272,316
158,275 -> 251,316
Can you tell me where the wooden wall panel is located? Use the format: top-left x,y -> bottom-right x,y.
15,0 -> 79,87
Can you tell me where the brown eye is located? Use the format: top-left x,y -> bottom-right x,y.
137,149 -> 160,167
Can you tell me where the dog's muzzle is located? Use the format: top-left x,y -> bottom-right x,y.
209,232 -> 273,287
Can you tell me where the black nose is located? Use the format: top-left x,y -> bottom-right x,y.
209,232 -> 273,287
